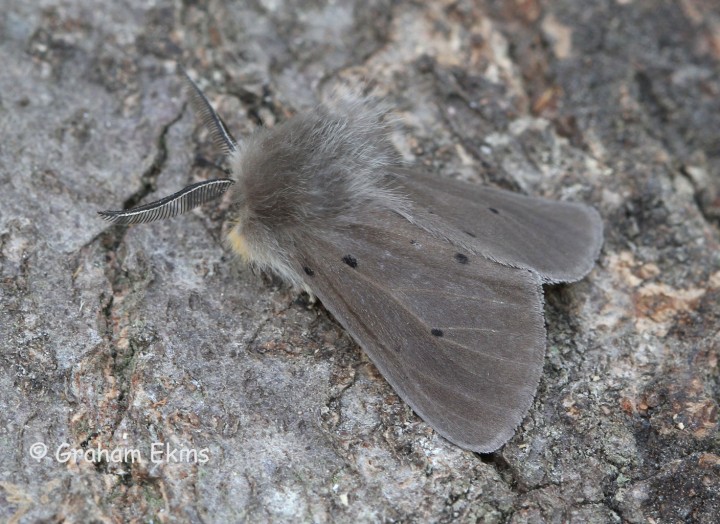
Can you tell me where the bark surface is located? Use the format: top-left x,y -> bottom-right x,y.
1,1 -> 718,522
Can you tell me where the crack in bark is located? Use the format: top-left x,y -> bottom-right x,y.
75,107 -> 188,494
100,104 -> 186,369
119,105 -> 188,213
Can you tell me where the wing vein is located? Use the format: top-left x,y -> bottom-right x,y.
391,287 -> 510,306
315,252 -> 536,386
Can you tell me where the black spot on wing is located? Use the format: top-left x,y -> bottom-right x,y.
431,328 -> 444,337
294,293 -> 314,308
463,230 -> 476,238
342,255 -> 358,268
489,207 -> 499,214
454,253 -> 468,264
304,266 -> 314,276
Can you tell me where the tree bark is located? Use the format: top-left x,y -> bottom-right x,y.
1,0 -> 718,522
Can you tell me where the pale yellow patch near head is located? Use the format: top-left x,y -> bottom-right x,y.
227,227 -> 251,261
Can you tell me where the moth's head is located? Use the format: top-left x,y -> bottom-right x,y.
99,71 -> 403,289
218,84 -> 404,286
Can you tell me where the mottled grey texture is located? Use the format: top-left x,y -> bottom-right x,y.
0,0 -> 718,523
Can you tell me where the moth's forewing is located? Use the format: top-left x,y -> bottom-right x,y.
296,211 -> 545,453
394,169 -> 603,283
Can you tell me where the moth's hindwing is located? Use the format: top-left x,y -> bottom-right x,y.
395,169 -> 603,283
296,211 -> 545,453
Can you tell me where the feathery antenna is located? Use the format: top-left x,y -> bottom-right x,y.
181,68 -> 239,155
98,178 -> 234,225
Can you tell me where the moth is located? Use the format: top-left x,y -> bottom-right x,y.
100,72 -> 603,453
